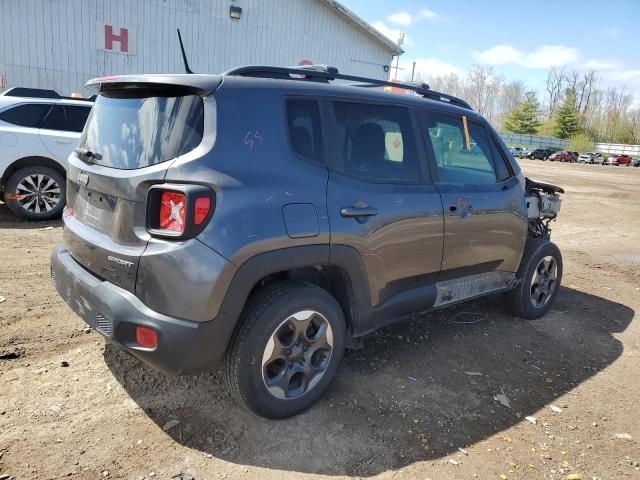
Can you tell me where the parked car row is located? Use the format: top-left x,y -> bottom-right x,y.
509,147 -> 640,167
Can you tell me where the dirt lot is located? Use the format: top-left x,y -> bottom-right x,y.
1,160 -> 639,480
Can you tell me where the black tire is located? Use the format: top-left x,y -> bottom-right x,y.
224,282 -> 346,419
4,166 -> 66,220
506,239 -> 563,320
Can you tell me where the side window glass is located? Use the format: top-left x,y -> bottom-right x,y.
491,141 -> 512,182
331,102 -> 420,182
40,105 -> 68,131
0,103 -> 51,128
286,99 -> 323,164
64,106 -> 91,133
424,114 -> 497,184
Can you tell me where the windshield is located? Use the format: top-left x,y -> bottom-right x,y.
79,91 -> 204,170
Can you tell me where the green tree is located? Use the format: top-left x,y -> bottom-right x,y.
553,89 -> 581,139
568,132 -> 594,153
502,92 -> 541,134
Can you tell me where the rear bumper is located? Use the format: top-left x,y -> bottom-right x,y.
51,244 -> 236,375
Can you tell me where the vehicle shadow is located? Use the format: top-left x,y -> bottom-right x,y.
105,286 -> 633,476
0,201 -> 62,229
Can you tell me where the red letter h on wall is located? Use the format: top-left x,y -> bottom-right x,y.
105,25 -> 129,53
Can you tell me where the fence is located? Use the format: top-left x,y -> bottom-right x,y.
499,133 -> 569,150
593,143 -> 640,156
500,132 -> 640,156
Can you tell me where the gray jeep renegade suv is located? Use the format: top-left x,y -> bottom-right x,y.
51,65 -> 563,418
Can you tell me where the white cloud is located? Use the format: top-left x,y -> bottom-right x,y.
582,59 -> 622,70
472,45 -> 522,65
397,57 -> 464,80
387,11 -> 413,26
472,44 -> 579,69
372,21 -> 411,45
417,8 -> 439,20
386,7 -> 440,26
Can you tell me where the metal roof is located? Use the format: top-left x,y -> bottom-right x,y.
317,0 -> 404,55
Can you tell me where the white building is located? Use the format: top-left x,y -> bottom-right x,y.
0,0 -> 401,96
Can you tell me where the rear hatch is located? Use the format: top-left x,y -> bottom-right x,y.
64,76 -> 219,292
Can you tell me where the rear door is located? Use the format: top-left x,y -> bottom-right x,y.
38,105 -> 84,162
325,99 -> 444,307
64,86 -> 207,292
420,110 -> 527,278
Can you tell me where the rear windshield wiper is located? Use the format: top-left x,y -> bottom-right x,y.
74,147 -> 102,164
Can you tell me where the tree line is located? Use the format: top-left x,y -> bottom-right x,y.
412,66 -> 640,149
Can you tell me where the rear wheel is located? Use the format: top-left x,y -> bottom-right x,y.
4,166 -> 65,220
506,239 -> 563,319
224,282 -> 346,418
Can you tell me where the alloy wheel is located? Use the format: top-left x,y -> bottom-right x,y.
15,173 -> 61,214
530,255 -> 558,309
261,310 -> 334,399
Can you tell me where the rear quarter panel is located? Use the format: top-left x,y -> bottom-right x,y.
165,81 -> 330,267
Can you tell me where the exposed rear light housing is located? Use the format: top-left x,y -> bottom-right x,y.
146,184 -> 215,239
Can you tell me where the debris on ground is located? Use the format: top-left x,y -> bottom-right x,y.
50,404 -> 64,416
60,360 -> 69,367
162,419 -> 181,431
172,473 -> 195,480
0,296 -> 5,303
448,311 -> 488,324
550,405 -> 563,413
494,388 -> 511,409
0,349 -> 21,360
615,433 -> 633,440
525,416 -> 537,424
448,459 -> 459,465
464,371 -> 483,376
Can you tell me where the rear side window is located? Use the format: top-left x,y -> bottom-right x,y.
330,102 -> 420,182
0,103 -> 51,128
41,105 -> 67,130
64,106 -> 91,132
286,99 -> 323,163
423,113 -> 498,184
80,91 -> 204,170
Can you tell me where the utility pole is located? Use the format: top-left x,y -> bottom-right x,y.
392,31 -> 405,80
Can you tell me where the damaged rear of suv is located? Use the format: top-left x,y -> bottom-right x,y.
51,66 -> 564,418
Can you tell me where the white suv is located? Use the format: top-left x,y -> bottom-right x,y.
0,88 -> 93,220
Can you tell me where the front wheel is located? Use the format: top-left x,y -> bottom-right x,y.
506,240 -> 563,319
224,282 -> 346,418
4,166 -> 66,220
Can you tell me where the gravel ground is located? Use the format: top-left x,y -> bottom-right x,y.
1,159 -> 639,480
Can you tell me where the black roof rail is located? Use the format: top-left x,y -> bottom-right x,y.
223,65 -> 473,110
1,87 -> 94,102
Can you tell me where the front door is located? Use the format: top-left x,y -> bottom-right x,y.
420,111 -> 527,278
325,100 -> 444,307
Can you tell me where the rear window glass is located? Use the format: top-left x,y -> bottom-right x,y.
0,103 -> 51,128
65,106 -> 91,133
80,92 -> 204,170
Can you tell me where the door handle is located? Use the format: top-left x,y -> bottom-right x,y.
340,206 -> 378,217
448,201 -> 472,216
54,139 -> 72,144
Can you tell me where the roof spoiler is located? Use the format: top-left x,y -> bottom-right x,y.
85,74 -> 222,96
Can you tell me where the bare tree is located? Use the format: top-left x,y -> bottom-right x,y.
545,67 -> 566,117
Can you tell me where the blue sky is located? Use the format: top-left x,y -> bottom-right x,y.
341,0 -> 640,102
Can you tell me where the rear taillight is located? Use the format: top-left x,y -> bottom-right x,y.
146,184 -> 215,239
159,191 -> 186,232
194,197 -> 211,225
